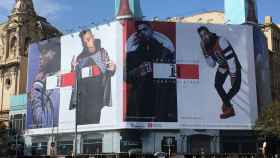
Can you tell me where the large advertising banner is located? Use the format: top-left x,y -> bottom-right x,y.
58,22 -> 123,131
176,24 -> 257,129
123,21 -> 258,129
26,21 -> 260,133
26,22 -> 123,132
59,23 -> 123,130
124,21 -> 177,123
26,38 -> 61,129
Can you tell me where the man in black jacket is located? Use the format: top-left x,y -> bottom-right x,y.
126,21 -> 177,122
70,29 -> 116,124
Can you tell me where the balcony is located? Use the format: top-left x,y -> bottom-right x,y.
0,105 -> 9,113
0,113 -> 9,122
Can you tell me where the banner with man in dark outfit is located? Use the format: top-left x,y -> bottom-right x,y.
69,29 -> 116,125
124,21 -> 177,122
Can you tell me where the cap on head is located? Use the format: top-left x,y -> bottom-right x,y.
135,21 -> 151,31
197,26 -> 210,34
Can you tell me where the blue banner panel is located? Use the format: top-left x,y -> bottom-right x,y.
26,38 -> 61,129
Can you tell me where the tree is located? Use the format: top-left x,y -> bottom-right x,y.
255,101 -> 280,138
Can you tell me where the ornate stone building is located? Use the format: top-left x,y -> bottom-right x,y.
0,0 -> 61,125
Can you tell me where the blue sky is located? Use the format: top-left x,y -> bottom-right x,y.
0,0 -> 279,33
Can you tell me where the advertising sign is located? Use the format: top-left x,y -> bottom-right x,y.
26,22 -> 123,132
58,22 -> 123,131
124,21 -> 177,123
27,38 -> 61,129
26,21 -> 260,133
175,23 -> 257,129
123,21 -> 258,129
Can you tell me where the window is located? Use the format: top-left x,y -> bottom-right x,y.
10,114 -> 25,133
276,37 -> 280,52
5,78 -> 11,89
8,36 -> 17,58
31,142 -> 48,156
57,140 -> 73,155
161,136 -> 177,153
23,37 -> 31,56
272,38 -> 277,51
83,138 -> 102,154
10,37 -> 16,48
189,135 -> 211,153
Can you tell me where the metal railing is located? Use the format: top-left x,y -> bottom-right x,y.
21,153 -> 264,158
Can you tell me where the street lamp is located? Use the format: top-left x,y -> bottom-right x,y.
15,133 -> 18,157
72,67 -> 81,158
37,81 -> 55,156
44,93 -> 55,156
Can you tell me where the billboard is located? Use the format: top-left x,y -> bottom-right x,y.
57,22 -> 123,132
26,21 -> 260,133
27,38 -> 61,129
175,23 -> 257,129
123,21 -> 257,129
26,22 -> 123,132
124,21 -> 177,123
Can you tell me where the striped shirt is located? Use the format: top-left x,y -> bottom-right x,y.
204,37 -> 240,77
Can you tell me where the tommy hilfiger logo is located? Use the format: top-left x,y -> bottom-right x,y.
153,63 -> 199,80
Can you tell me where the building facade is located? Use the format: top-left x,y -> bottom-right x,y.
0,0 -> 61,125
262,16 -> 280,101
6,0 -> 279,156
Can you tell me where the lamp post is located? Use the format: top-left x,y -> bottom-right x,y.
73,69 -> 80,158
39,80 -> 55,154
39,82 -> 55,156
15,133 -> 18,157
74,99 -> 78,158
45,93 -> 55,156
